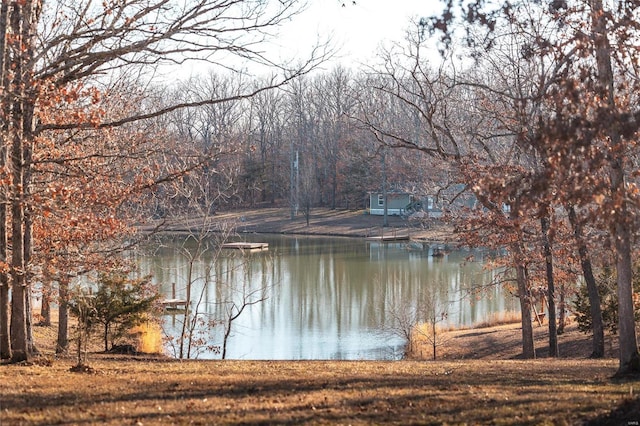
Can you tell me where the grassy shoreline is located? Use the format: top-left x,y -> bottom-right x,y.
143,207 -> 456,243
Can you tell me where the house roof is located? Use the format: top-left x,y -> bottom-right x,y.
367,190 -> 413,195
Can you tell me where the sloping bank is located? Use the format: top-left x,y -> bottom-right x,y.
145,207 -> 456,243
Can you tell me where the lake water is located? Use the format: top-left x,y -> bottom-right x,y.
139,234 -> 517,360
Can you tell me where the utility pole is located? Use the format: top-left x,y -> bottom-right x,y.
290,145 -> 299,220
381,147 -> 388,227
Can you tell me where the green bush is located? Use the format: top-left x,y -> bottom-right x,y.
70,272 -> 159,352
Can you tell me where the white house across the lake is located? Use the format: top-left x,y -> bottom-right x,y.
367,191 -> 443,217
369,190 -> 478,218
368,191 -> 412,216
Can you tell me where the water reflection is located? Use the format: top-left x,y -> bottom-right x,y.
138,234 -> 517,360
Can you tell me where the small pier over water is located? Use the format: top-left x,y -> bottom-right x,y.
221,242 -> 269,251
160,299 -> 188,310
365,234 -> 410,242
161,282 -> 188,311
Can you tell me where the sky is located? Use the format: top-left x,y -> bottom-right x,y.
266,0 -> 442,69
174,1 -> 443,80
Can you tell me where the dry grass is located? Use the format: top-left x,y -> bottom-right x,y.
1,323 -> 638,425
470,310 -> 524,329
147,207 -> 455,242
410,312 -> 524,359
410,316 -> 621,361
1,352 -> 635,425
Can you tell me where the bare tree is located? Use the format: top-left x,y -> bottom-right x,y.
383,298 -> 419,358
382,279 -> 450,360
427,0 -> 640,374
0,0 -> 328,362
219,270 -> 269,360
283,75 -> 318,218
244,78 -> 287,205
587,0 -> 640,375
357,28 -> 543,358
308,66 -> 356,209
415,293 -> 450,361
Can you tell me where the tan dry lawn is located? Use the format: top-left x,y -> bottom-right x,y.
146,207 -> 455,242
412,321 -> 620,361
1,354 -> 638,425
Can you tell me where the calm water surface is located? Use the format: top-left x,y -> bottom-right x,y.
139,234 -> 517,360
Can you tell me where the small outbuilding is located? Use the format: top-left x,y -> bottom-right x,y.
368,192 -> 415,216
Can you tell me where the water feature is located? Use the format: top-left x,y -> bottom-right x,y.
138,234 -> 517,360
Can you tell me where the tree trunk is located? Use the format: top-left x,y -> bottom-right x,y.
330,159 -> 337,210
290,145 -> 296,220
9,279 -> 28,362
432,319 -> 437,361
104,323 -> 109,352
304,203 -> 310,226
40,295 -> 51,327
558,282 -> 566,335
567,205 -> 604,357
513,243 -> 535,359
589,0 -> 640,375
40,270 -> 52,327
0,0 -> 11,362
613,219 -> 639,373
223,303 -> 248,360
541,214 -> 558,357
381,148 -> 388,227
25,291 -> 38,355
222,322 -> 231,360
517,264 -> 535,359
76,318 -> 84,366
56,278 -> 69,354
24,114 -> 36,355
0,195 -> 8,359
180,259 -> 194,359
0,273 -> 9,359
8,2 -> 29,363
7,0 -> 41,364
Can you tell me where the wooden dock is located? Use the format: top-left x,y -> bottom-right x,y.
365,234 -> 410,242
160,299 -> 188,310
221,242 -> 269,251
